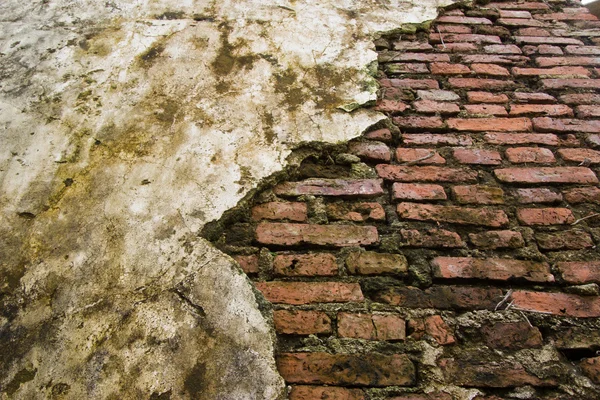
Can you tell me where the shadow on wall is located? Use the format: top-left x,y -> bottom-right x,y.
586,0 -> 600,17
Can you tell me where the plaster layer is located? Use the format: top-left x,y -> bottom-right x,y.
0,0 -> 451,398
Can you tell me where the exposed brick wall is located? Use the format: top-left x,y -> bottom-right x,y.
209,0 -> 600,398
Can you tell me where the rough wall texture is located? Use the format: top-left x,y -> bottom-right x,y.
213,0 -> 600,398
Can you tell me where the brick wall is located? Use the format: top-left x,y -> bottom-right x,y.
208,0 -> 600,398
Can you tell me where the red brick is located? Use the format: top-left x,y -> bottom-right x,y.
435,24 -> 472,33
402,134 -> 472,146
256,282 -> 364,304
484,133 -> 559,145
416,89 -> 460,102
348,141 -> 391,162
447,78 -> 516,90
436,43 -> 479,52
482,321 -> 543,350
453,148 -> 502,165
516,27 -> 550,36
561,93 -> 600,104
273,310 -> 332,335
533,117 -> 600,133
511,290 -> 600,317
565,45 -> 600,55
274,179 -> 384,197
413,100 -> 460,114
513,92 -> 556,103
252,202 -> 308,222
274,253 -> 337,276
515,188 -> 562,203
277,353 -> 415,386
471,63 -> 510,76
513,66 -> 590,78
233,255 -> 259,274
326,202 -> 385,222
338,313 -> 406,340
536,229 -> 594,250
385,63 -> 429,74
558,148 -> 600,164
289,386 -> 364,400
378,52 -> 450,63
400,229 -> 465,248
557,261 -> 600,284
537,45 -> 563,55
346,250 -> 407,275
576,105 -> 600,118
469,230 -> 525,249
464,104 -> 508,116
392,41 -> 433,51
499,10 -> 532,18
408,315 -> 456,345
431,34 -> 502,44
486,2 -> 550,10
498,18 -> 546,27
509,104 -> 573,117
392,183 -> 447,201
377,165 -> 478,182
467,91 -> 509,103
381,78 -> 440,90
535,12 -> 598,21
365,128 -> 392,142
256,223 -> 379,247
448,117 -> 532,132
461,54 -> 530,64
495,167 -> 598,184
563,187 -> 600,204
516,208 -> 575,225
432,257 -> 553,282
396,148 -> 446,164
397,203 -> 508,227
437,16 -> 492,24
515,37 -> 584,45
580,357 -> 600,384
484,45 -> 522,54
374,100 -> 410,113
393,116 -> 445,130
431,62 -> 471,75
536,57 -> 600,67
452,185 -> 504,204
506,147 -> 555,163
542,79 -> 600,90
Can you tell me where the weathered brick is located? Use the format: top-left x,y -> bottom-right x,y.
397,203 -> 508,227
453,148 -> 502,165
537,44 -> 563,55
273,310 -> 332,335
513,92 -> 556,103
536,229 -> 594,250
385,63 -> 429,74
461,54 -> 530,64
257,282 -> 363,304
431,62 -> 471,75
346,250 -> 407,275
516,27 -> 550,36
510,290 -> 600,317
557,261 -> 600,284
437,16 -> 492,24
452,185 -> 504,204
348,141 -> 391,162
393,116 -> 445,130
467,91 -> 509,103
542,79 -> 600,90
252,202 -> 308,222
495,167 -> 598,183
464,104 -> 508,116
374,99 -> 410,113
396,148 -> 446,164
482,321 -> 543,350
392,183 -> 447,201
558,148 -> 600,164
499,10 -> 532,18
402,134 -> 472,146
509,104 -> 573,117
289,386 -> 364,400
580,357 -> 600,385
576,105 -> 600,118
274,253 -> 337,276
565,45 -> 600,55
432,257 -> 553,282
338,313 -> 406,340
486,2 -> 550,10
447,78 -> 516,90
436,43 -> 479,52
554,327 -> 600,350
498,18 -> 546,27
377,165 -> 478,182
506,147 -> 555,163
469,230 -> 525,249
513,66 -> 590,78
277,353 -> 415,386
589,134 -> 600,147
471,63 -> 510,76
413,100 -> 460,114
233,254 -> 259,274
484,133 -> 559,145
326,202 -> 385,222
516,208 -> 575,225
256,223 -> 379,247
448,117 -> 532,132
533,117 -> 600,133
400,229 -> 465,248
535,12 -> 598,21
515,188 -> 562,203
536,57 -> 600,67
484,44 -> 522,54
416,89 -> 460,102
381,78 -> 440,90
408,315 -> 456,345
563,187 -> 600,204
392,41 -> 434,51
562,93 -> 600,104
274,179 -> 384,197
431,34 -> 502,44
435,24 -> 472,33
515,37 -> 584,45
378,52 -> 451,63
365,128 -> 392,142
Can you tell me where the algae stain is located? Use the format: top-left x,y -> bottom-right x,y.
137,38 -> 168,69
5,367 -> 37,396
184,362 -> 208,397
210,23 -> 259,77
273,67 -> 308,111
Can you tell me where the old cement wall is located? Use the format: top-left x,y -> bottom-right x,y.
0,0 -> 454,398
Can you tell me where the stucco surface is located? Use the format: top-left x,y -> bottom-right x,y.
0,0 -> 451,398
